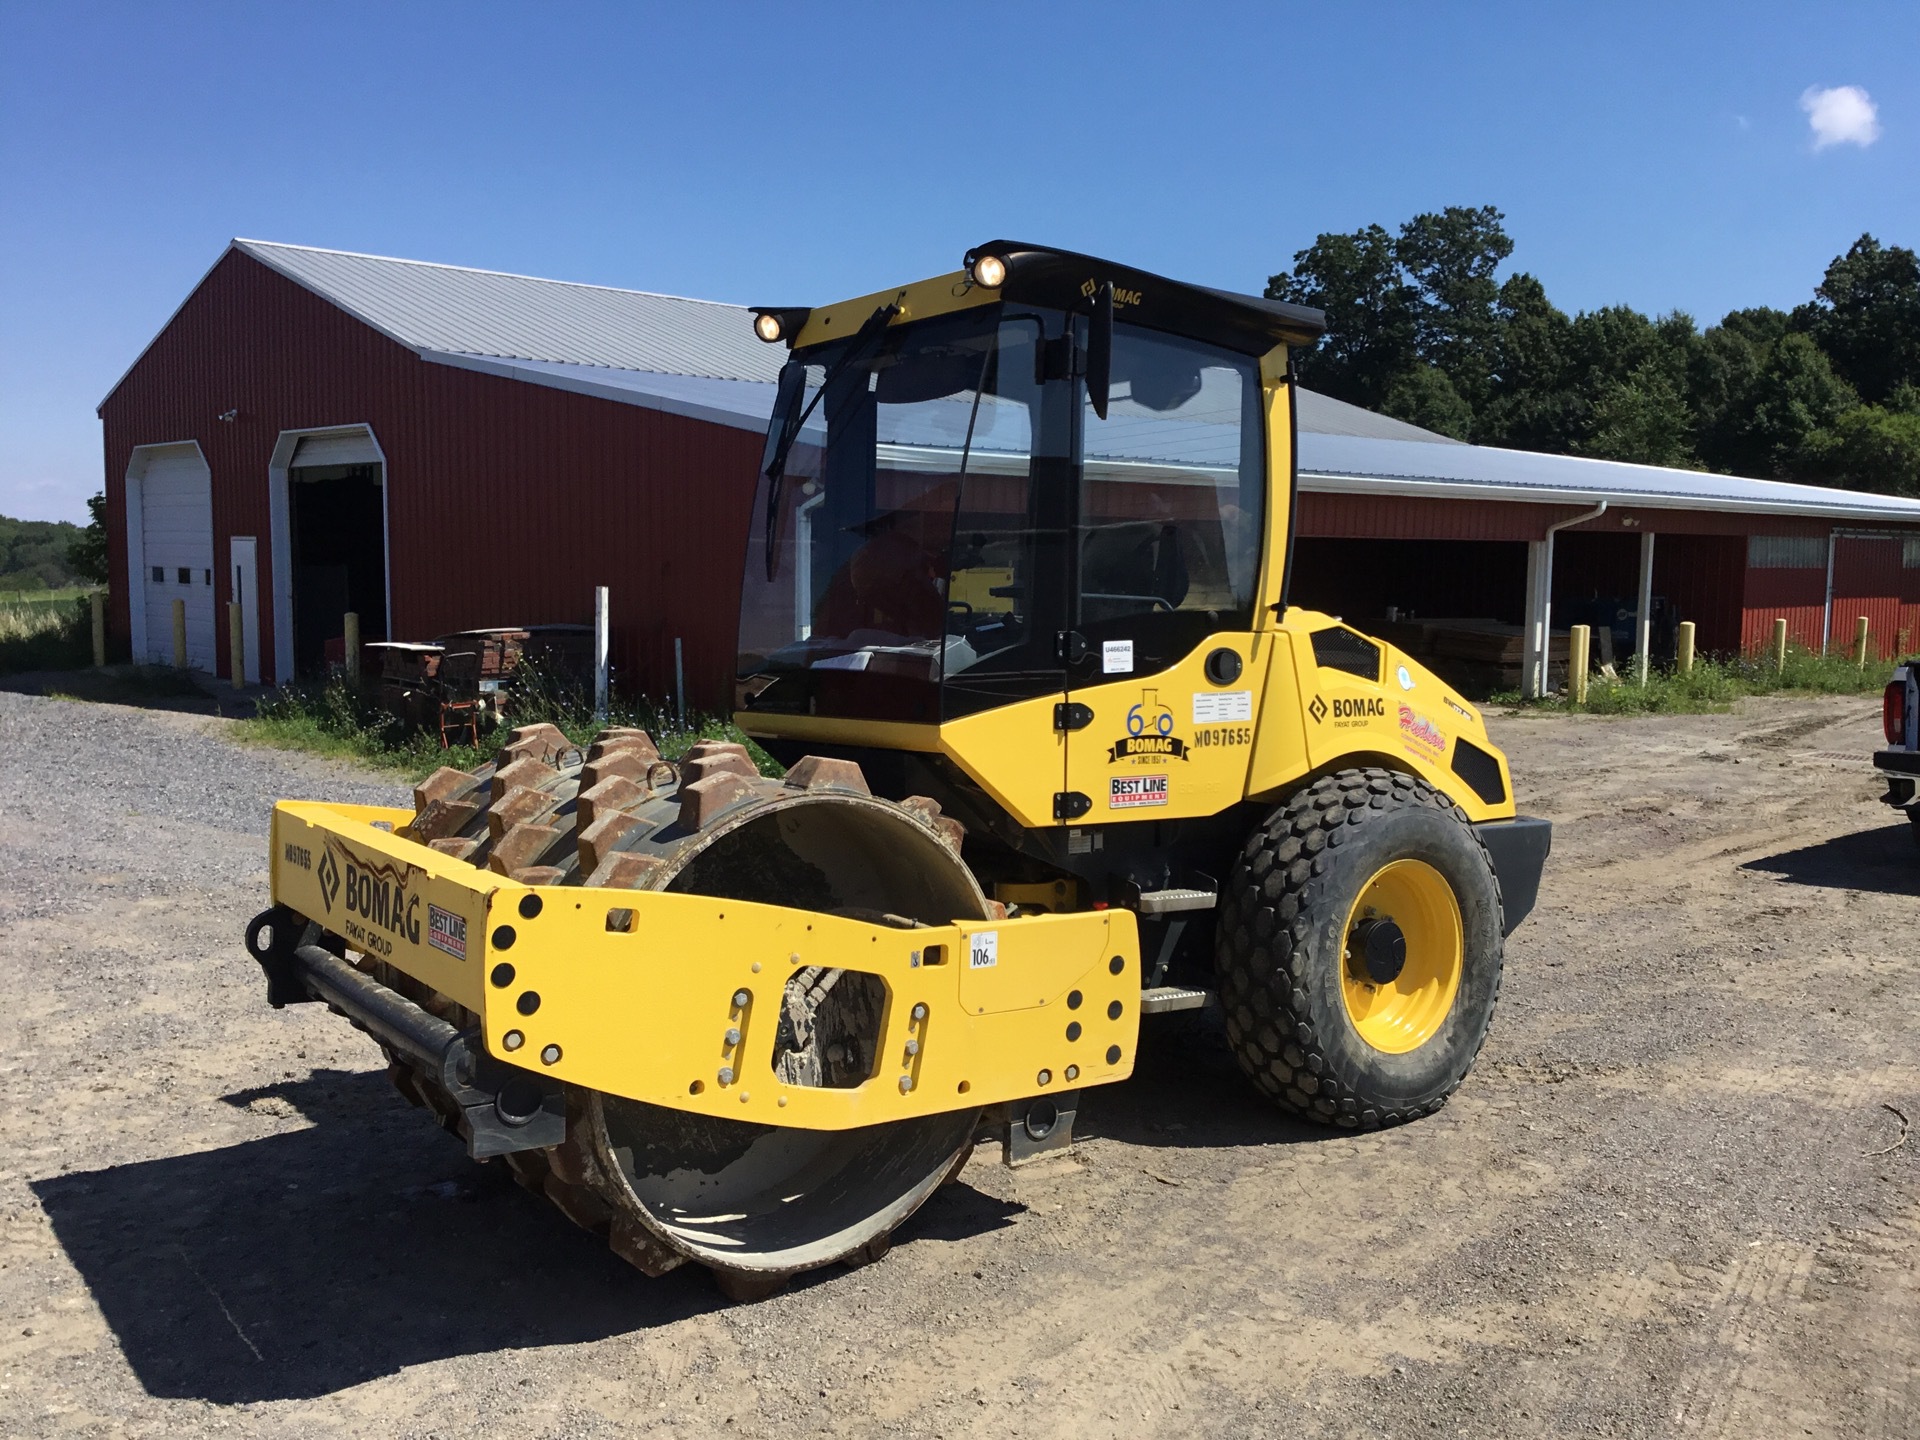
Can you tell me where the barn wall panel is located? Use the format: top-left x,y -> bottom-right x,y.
1296,493 -> 1588,541
1830,537 -> 1917,660
1652,534 -> 1745,654
100,251 -> 759,705
1741,566 -> 1827,652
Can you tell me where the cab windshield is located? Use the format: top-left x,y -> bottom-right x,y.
736,303 -> 1264,723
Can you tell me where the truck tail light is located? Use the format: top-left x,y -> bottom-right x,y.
1887,681 -> 1908,745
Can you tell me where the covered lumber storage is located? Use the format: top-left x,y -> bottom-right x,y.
1294,430 -> 1920,696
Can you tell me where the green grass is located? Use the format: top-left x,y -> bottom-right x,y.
235,670 -> 779,783
0,589 -> 97,675
1492,644 -> 1893,716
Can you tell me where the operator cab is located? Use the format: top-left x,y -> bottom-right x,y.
735,242 -> 1324,726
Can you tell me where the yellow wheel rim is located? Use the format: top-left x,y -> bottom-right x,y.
1339,859 -> 1464,1054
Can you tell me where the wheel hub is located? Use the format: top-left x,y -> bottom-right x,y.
1351,917 -> 1407,985
1338,858 -> 1466,1055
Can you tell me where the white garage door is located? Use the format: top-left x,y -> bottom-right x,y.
138,445 -> 216,671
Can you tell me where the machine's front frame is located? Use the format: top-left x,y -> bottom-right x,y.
270,800 -> 1141,1131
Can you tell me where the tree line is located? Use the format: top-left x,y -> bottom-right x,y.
0,506 -> 94,591
1265,207 -> 1920,495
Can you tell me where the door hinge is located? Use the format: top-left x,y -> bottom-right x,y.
1055,630 -> 1088,665
1053,701 -> 1094,732
1053,791 -> 1093,821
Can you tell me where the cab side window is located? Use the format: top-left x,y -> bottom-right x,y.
1077,327 -> 1263,671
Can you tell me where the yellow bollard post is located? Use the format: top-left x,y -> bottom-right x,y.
1569,624 -> 1591,705
1772,617 -> 1788,675
1676,620 -> 1696,675
90,590 -> 106,667
172,598 -> 187,670
343,611 -> 361,688
1853,615 -> 1870,669
229,601 -> 245,689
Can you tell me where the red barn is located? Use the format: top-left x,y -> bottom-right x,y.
99,240 -> 1920,705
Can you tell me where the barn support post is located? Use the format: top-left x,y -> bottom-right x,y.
674,637 -> 686,726
593,586 -> 610,724
1523,502 -> 1609,698
1821,530 -> 1838,652
1635,531 -> 1656,685
229,602 -> 245,689
90,591 -> 106,667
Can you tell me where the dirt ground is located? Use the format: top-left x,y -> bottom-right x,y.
0,689 -> 1914,1438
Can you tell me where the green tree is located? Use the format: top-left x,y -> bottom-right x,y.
1381,364 -> 1473,439
1265,223 -> 1419,408
1477,273 -> 1576,450
1720,333 -> 1857,477
67,492 -> 110,586
1797,405 -> 1920,495
1578,364 -> 1699,468
1395,205 -> 1514,411
1795,235 -> 1920,404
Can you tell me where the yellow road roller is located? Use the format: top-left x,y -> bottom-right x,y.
247,241 -> 1551,1298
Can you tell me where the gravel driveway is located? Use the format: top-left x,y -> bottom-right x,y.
0,688 -> 1914,1437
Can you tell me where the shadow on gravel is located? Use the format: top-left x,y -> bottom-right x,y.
1740,822 -> 1920,896
1078,1015 -> 1344,1152
0,665 -> 260,716
31,1067 -> 1016,1403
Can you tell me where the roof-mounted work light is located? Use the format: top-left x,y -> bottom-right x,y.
967,252 -> 1007,289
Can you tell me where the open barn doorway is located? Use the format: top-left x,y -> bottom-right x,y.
1289,537 -> 1530,694
270,428 -> 390,680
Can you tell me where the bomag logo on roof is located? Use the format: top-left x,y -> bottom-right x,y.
1081,278 -> 1143,308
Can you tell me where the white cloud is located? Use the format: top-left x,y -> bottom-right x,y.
1800,84 -> 1881,150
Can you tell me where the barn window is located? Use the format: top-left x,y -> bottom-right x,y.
1905,539 -> 1920,569
204,569 -> 212,585
177,567 -> 191,584
1746,536 -> 1825,569
152,566 -> 164,583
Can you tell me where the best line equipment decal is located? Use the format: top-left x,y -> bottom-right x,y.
1110,774 -> 1170,809
427,904 -> 467,961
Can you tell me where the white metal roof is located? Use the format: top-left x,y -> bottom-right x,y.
1298,433 -> 1920,522
235,239 -> 783,382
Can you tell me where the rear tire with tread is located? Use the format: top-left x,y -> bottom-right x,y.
1214,768 -> 1504,1130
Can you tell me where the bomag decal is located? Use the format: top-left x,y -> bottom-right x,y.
1398,704 -> 1447,758
1081,278 -> 1144,307
1310,694 -> 1388,730
323,839 -> 422,958
1109,689 -> 1189,762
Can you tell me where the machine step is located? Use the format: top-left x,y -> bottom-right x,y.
1140,986 -> 1211,1014
1137,888 -> 1217,915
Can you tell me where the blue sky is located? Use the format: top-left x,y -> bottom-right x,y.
2,1 -> 1915,524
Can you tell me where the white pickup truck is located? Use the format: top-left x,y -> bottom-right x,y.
1878,659 -> 1920,846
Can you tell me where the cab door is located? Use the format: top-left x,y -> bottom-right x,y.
1060,326 -> 1268,822
934,309 -> 1075,829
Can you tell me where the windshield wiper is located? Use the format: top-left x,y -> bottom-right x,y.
764,303 -> 898,580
